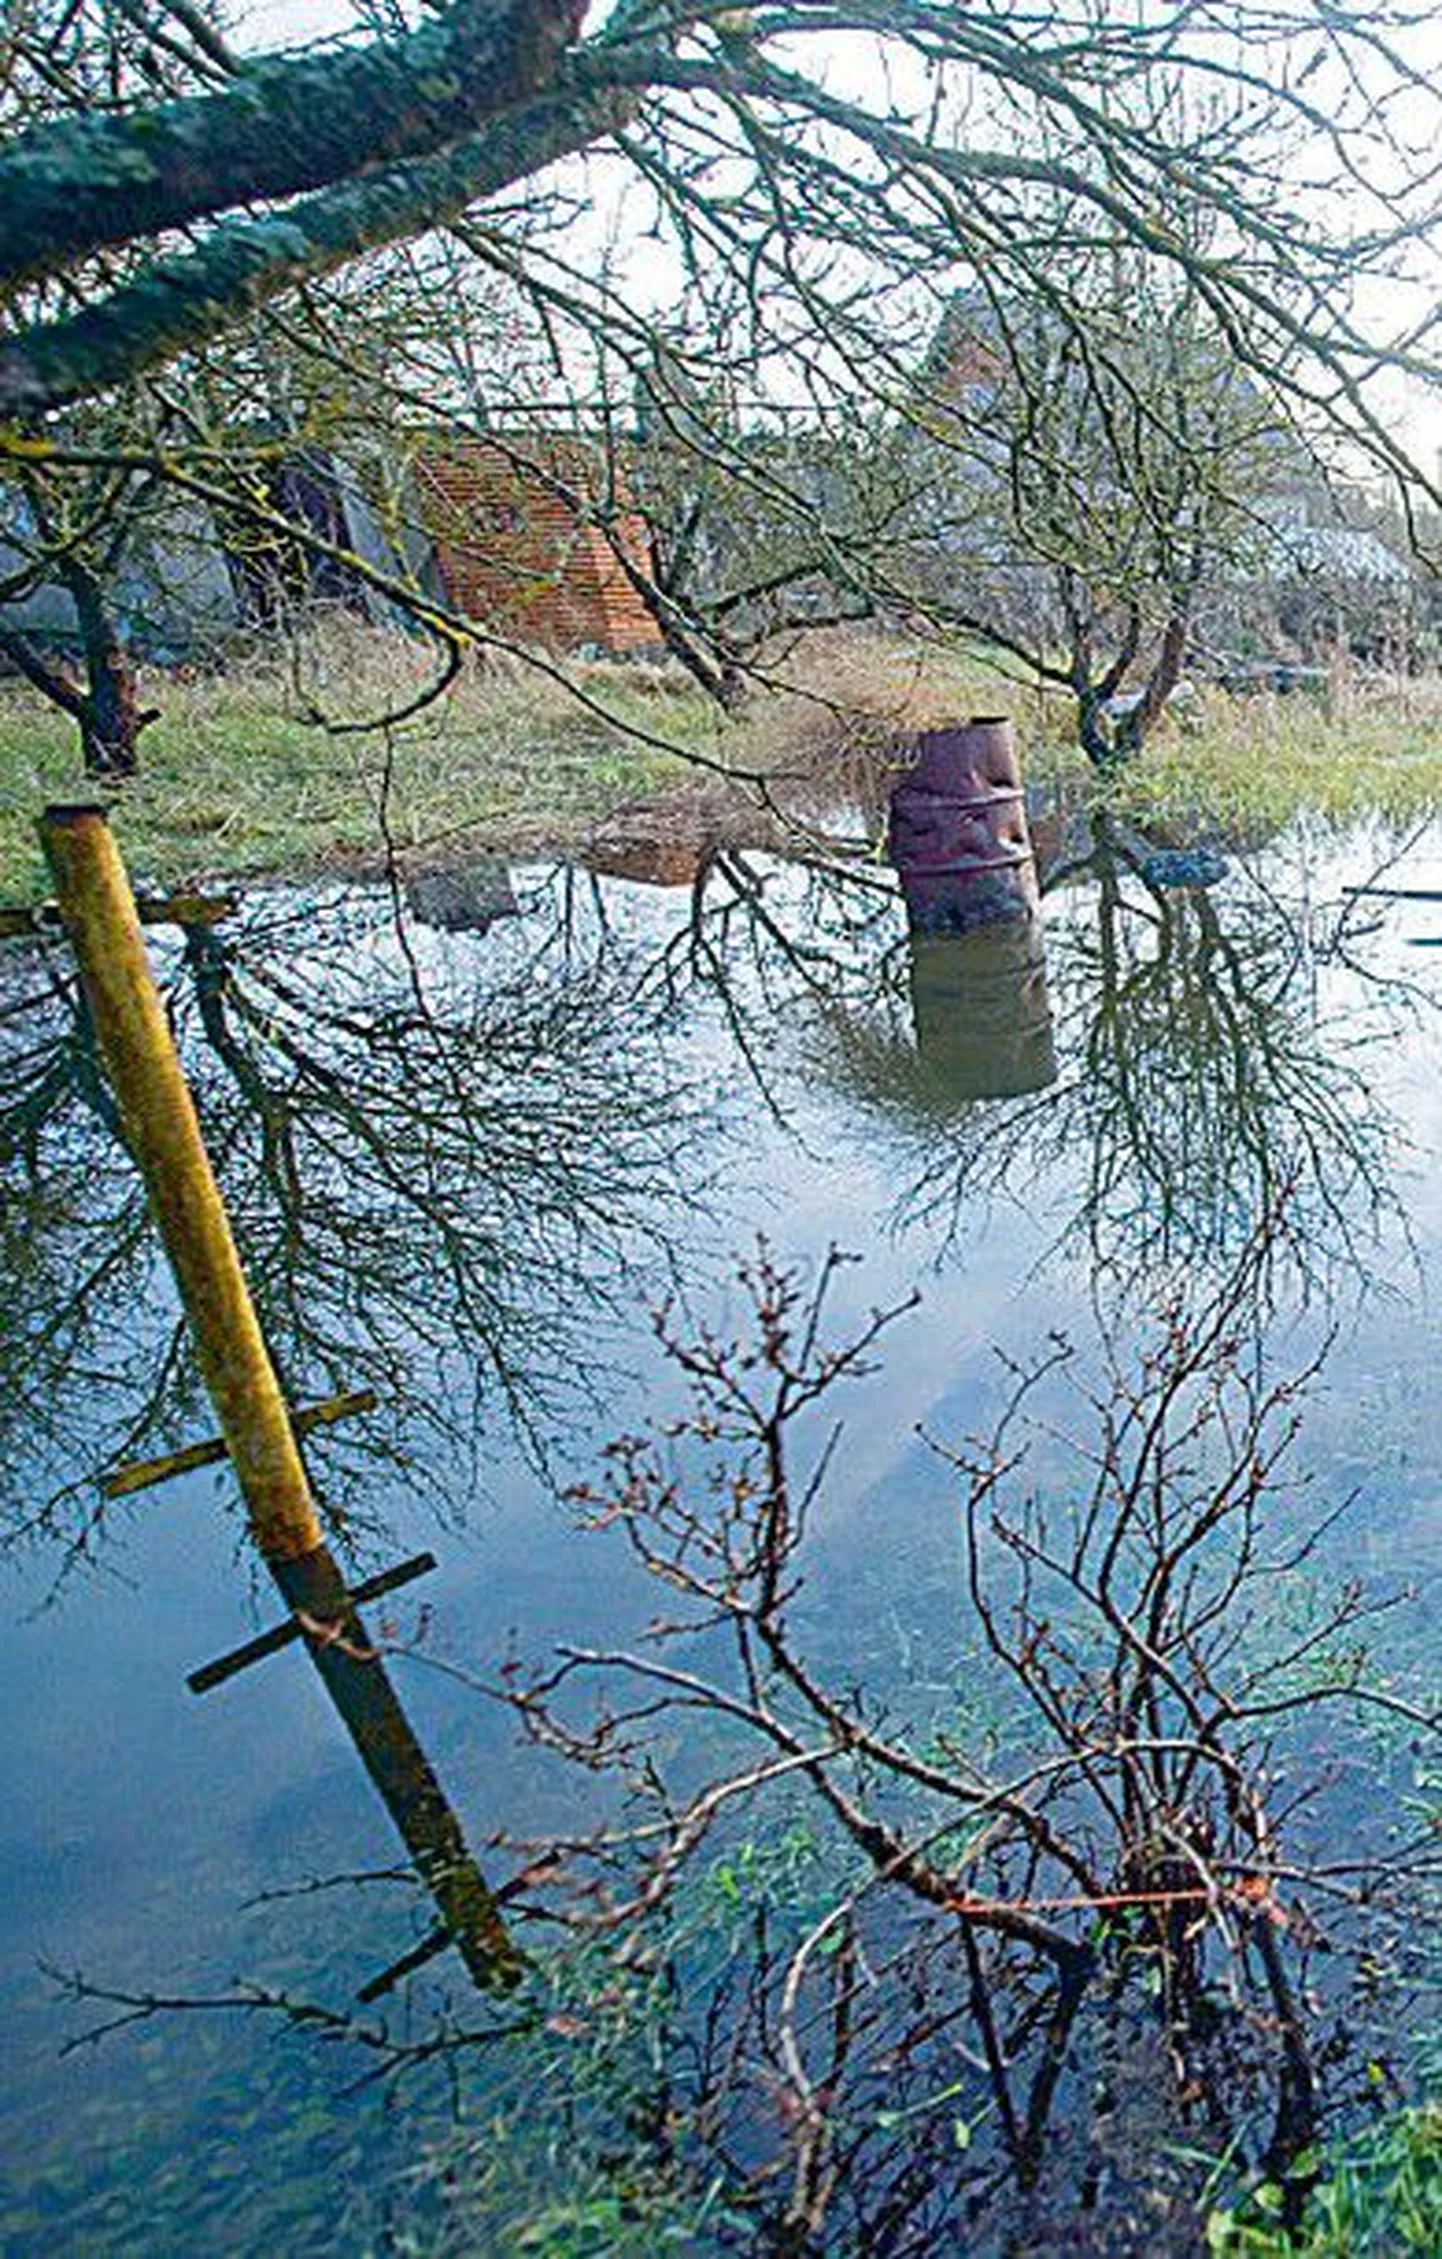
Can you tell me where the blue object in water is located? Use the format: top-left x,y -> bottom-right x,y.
1138,846 -> 1229,890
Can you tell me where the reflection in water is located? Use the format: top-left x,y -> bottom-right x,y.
665,819 -> 1407,1307
873,819 -> 1410,1299
264,1542 -> 519,1994
23,816 -> 521,2000
0,875 -> 710,1554
53,1227 -> 1437,2251
437,1231 -> 1436,2245
827,907 -> 1061,1114
403,858 -> 519,936
1,817 -> 1439,2249
907,920 -> 1058,1103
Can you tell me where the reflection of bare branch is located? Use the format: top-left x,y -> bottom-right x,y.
40,1222 -> 1437,2240
45,1962 -> 533,2088
0,874 -> 709,1561
876,822 -> 1415,1306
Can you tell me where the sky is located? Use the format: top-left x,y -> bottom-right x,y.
225,0 -> 1439,472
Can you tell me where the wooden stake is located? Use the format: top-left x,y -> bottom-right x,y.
39,803 -> 324,1563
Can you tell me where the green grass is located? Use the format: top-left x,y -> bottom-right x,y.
3,627 -> 1441,904
0,643 -> 705,902
0,623 -> 995,900
1074,671 -> 1442,837
1207,2103 -> 1442,2255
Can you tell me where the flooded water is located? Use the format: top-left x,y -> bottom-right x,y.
0,813 -> 1438,2252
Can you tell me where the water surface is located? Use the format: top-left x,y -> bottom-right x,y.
1,815 -> 1438,2250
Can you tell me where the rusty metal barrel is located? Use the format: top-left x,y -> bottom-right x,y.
888,716 -> 1039,932
887,715 -> 1056,1101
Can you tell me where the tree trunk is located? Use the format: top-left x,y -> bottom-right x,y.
0,558 -> 157,780
60,556 -> 157,779
0,0 -> 582,294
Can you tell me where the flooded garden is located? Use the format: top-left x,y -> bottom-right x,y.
2,0 -> 1440,2238
0,790 -> 1438,2252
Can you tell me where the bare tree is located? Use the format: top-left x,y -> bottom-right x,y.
881,262 -> 1284,762
0,3 -> 1434,680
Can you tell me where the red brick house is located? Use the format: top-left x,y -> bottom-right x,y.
413,435 -> 659,654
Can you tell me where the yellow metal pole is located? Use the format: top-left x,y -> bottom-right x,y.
41,804 -> 520,1989
40,803 -> 324,1563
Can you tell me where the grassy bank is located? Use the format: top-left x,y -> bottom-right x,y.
2,625 -> 1441,901
1095,661 -> 1442,838
0,631 -> 705,902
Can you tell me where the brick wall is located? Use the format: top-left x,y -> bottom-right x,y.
413,436 -> 660,654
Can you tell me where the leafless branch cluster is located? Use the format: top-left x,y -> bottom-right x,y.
1,2 -> 1437,782
472,1227 -> 1437,2239
0,874 -> 708,1562
32,1213 -> 1438,2241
